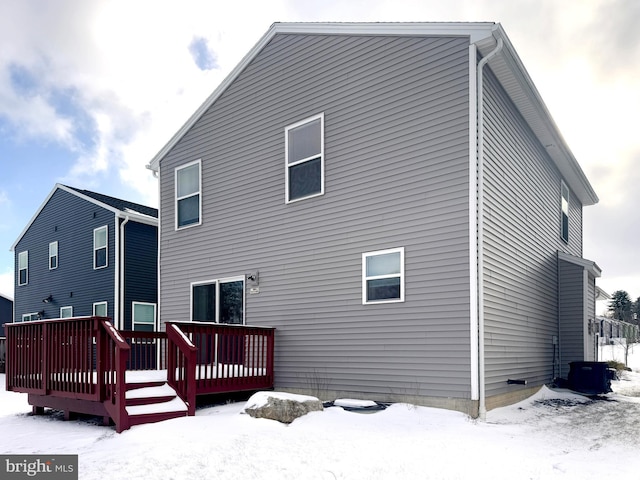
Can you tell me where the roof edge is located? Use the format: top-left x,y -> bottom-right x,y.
146,21 -> 497,171
10,184 -> 157,252
484,25 -> 598,206
558,251 -> 602,278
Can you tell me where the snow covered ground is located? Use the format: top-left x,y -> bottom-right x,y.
2,345 -> 640,479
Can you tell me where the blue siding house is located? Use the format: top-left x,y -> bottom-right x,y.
10,184 -> 158,332
0,292 -> 12,337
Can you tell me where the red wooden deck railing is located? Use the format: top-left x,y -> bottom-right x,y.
5,317 -> 275,432
5,316 -> 132,432
168,321 -> 275,396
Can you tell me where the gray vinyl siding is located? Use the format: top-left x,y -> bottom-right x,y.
558,260 -> 585,377
159,34 -> 473,400
13,189 -> 116,322
481,69 -> 584,397
123,221 -> 158,331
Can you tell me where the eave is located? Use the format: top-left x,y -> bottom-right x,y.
146,22 -> 598,207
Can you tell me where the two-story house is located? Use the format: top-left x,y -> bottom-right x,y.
11,184 -> 158,332
146,22 -> 600,417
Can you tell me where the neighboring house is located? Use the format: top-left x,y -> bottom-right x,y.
10,184 -> 158,332
0,292 -> 12,337
0,293 -> 11,372
147,22 -> 601,416
598,316 -> 639,346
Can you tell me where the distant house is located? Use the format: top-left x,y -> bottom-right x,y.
10,184 -> 158,332
0,293 -> 11,372
147,22 -> 601,416
0,292 -> 12,337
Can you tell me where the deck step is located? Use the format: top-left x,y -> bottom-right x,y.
126,396 -> 189,426
126,384 -> 179,406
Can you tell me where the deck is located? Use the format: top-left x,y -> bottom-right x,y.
4,317 -> 275,432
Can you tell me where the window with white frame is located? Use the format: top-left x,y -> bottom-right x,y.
285,113 -> 324,202
175,160 -> 202,229
49,241 -> 58,270
60,306 -> 73,318
561,181 -> 570,243
362,247 -> 405,304
94,226 -> 108,269
93,301 -> 107,317
192,277 -> 244,324
18,251 -> 28,285
21,312 -> 40,322
132,302 -> 156,332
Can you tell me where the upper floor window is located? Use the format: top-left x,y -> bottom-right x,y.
18,251 -> 28,286
49,241 -> 58,270
94,226 -> 108,269
561,181 -> 570,243
285,113 -> 324,203
175,160 -> 202,229
362,247 -> 405,304
60,306 -> 73,318
133,302 -> 157,332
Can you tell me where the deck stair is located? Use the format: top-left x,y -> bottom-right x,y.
125,377 -> 189,427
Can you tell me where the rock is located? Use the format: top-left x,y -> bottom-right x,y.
244,391 -> 323,424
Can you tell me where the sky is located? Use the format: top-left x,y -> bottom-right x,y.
0,0 -> 638,305
1,345 -> 640,478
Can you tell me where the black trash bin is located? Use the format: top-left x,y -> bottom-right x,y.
567,361 -> 612,395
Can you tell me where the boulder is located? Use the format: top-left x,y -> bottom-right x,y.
244,391 -> 323,424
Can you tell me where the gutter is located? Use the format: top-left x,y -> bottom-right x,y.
118,216 -> 130,330
476,36 -> 503,421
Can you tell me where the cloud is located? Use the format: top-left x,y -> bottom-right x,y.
189,37 -> 219,71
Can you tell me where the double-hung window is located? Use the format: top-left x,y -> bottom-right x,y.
176,160 -> 202,229
94,226 -> 108,269
285,113 -> 324,202
18,251 -> 28,285
362,247 -> 405,304
561,181 -> 570,243
60,306 -> 73,318
133,302 -> 156,332
49,241 -> 58,270
192,277 -> 244,324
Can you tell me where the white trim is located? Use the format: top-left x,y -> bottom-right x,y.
362,247 -> 405,305
132,301 -> 157,332
93,301 -> 108,317
93,225 -> 108,269
18,250 -> 28,286
190,276 -> 246,324
48,241 -> 58,270
285,113 -> 325,203
175,159 -> 202,230
560,180 -> 570,244
59,306 -> 73,318
468,44 -> 479,401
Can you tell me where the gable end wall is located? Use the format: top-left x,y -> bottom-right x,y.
159,34 -> 474,407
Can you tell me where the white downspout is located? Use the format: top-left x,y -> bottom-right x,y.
119,216 -> 130,330
477,36 -> 503,420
